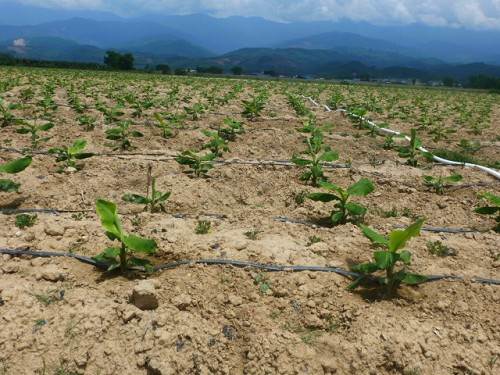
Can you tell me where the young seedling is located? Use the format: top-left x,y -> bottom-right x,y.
307,179 -> 375,226
0,156 -> 32,192
423,173 -> 462,194
153,113 -> 174,138
122,166 -> 171,213
202,130 -> 229,157
184,103 -> 205,120
105,121 -> 143,150
398,129 -> 421,167
0,98 -> 21,127
244,229 -> 262,240
195,220 -> 211,234
16,122 -> 54,152
15,213 -> 37,229
176,150 -> 216,177
242,94 -> 266,120
287,94 -> 311,117
92,199 -> 157,272
426,240 -> 456,257
350,219 -> 427,296
292,129 -> 338,186
475,192 -> 500,232
48,139 -> 94,171
77,115 -> 97,131
218,118 -> 244,141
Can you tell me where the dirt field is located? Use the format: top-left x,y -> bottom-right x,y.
0,67 -> 499,375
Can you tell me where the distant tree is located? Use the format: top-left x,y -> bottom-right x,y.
174,68 -> 188,76
442,77 -> 455,87
263,70 -> 277,77
156,64 -> 171,74
197,66 -> 223,74
468,75 -> 500,90
231,66 -> 243,75
104,51 -> 134,70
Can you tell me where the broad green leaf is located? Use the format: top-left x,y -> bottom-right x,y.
360,225 -> 388,246
291,155 -> 312,166
388,218 -> 424,252
347,178 -> 375,196
96,199 -> 123,239
16,128 -> 30,134
68,139 -> 87,154
93,247 -> 120,262
318,180 -> 342,193
399,250 -> 412,265
445,174 -> 463,183
480,192 -> 500,207
38,123 -> 54,131
0,156 -> 32,174
307,193 -> 339,202
157,192 -> 171,202
330,211 -> 345,225
475,206 -> 499,215
345,202 -> 366,216
401,273 -> 428,285
0,179 -> 20,192
123,234 -> 157,254
130,131 -> 144,137
127,257 -> 153,268
319,150 -> 339,162
351,262 -> 378,274
374,251 -> 395,269
122,194 -> 150,204
74,152 -> 94,160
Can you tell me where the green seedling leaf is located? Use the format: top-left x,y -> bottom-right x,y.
123,194 -> 150,204
360,225 -> 388,246
388,218 -> 424,252
96,199 -> 123,239
347,178 -> 375,196
0,156 -> 32,174
123,235 -> 157,254
0,179 -> 20,192
307,193 -> 340,202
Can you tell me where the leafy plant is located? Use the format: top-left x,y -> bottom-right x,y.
350,219 -> 427,296
423,173 -> 462,194
307,179 -> 374,225
475,192 -> 500,232
426,240 -> 456,257
76,115 -> 97,131
48,139 -> 94,171
15,213 -> 37,229
244,229 -> 262,240
218,118 -> 244,141
0,98 -> 21,127
202,130 -> 229,157
122,170 -> 171,213
458,139 -> 481,154
287,94 -> 311,117
242,94 -> 266,120
195,220 -> 211,234
292,129 -> 338,186
0,156 -> 32,192
398,129 -> 422,167
16,122 -> 54,151
105,121 -> 143,150
176,150 -> 216,177
184,103 -> 205,120
153,113 -> 174,138
92,199 -> 157,272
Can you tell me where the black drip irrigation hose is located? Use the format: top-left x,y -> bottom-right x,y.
1,247 -> 499,286
274,216 -> 483,234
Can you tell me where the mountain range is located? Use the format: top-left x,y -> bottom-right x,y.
1,1 -> 500,80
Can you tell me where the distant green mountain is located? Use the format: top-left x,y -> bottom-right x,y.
128,39 -> 213,58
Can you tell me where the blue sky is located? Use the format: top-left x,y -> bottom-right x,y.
5,0 -> 500,28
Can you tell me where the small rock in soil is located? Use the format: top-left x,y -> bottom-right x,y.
131,280 -> 159,310
41,265 -> 66,281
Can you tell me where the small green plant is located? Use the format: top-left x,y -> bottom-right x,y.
184,103 -> 205,120
92,199 -> 157,272
122,167 -> 170,213
423,173 -> 462,194
350,219 -> 427,296
48,139 -> 94,171
426,240 -> 456,257
154,113 -> 174,138
292,129 -> 338,186
307,179 -> 375,226
202,130 -> 229,157
307,236 -> 322,246
475,192 -> 500,232
398,129 -> 421,167
242,94 -> 266,120
195,220 -> 211,234
382,135 -> 395,150
15,213 -> 37,229
458,139 -> 481,154
76,115 -> 97,131
287,94 -> 311,117
0,156 -> 32,192
105,121 -> 143,150
218,118 -> 244,141
16,122 -> 54,151
254,273 -> 271,294
0,98 -> 21,127
244,229 -> 262,240
176,150 -> 216,177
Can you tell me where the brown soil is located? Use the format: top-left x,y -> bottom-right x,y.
0,68 -> 499,375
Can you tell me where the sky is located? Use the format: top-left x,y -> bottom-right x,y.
7,0 -> 500,29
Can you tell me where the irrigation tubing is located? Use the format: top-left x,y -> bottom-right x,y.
1,247 -> 499,286
303,96 -> 500,180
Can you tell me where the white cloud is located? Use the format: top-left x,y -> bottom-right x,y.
13,38 -> 27,47
10,0 -> 500,29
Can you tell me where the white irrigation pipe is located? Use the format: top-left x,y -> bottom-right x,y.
302,96 -> 500,180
